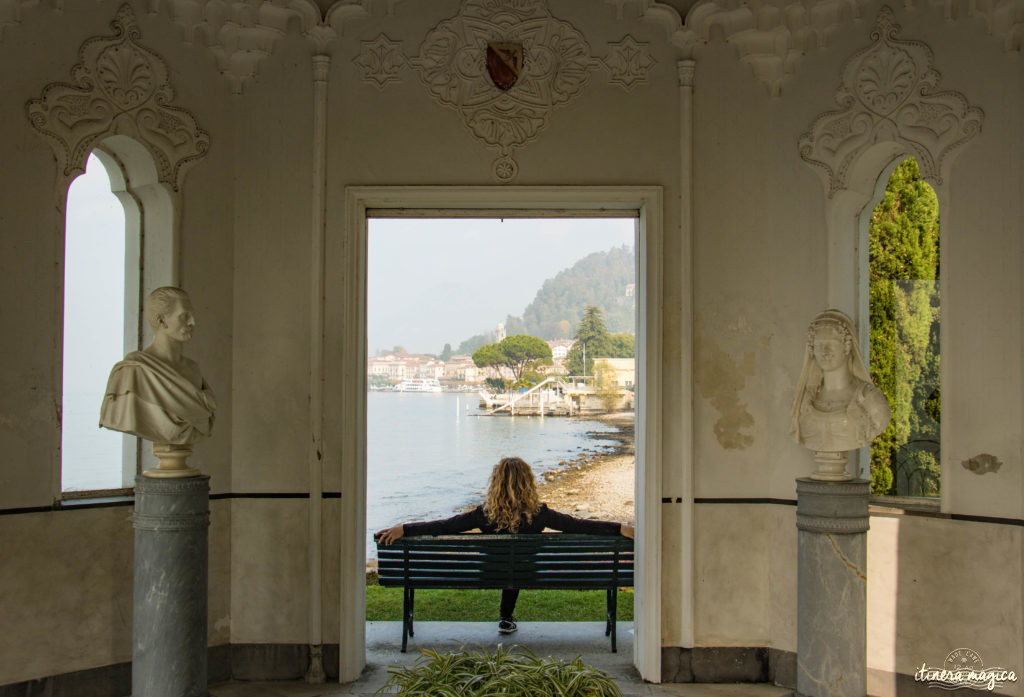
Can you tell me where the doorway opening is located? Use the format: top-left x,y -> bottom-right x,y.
364,217 -> 637,629
338,187 -> 666,683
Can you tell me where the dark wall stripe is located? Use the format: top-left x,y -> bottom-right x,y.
951,512 -> 1024,527
695,497 -> 798,506
0,491 -> 342,516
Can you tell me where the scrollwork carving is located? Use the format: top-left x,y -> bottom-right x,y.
355,34 -> 408,88
798,6 -> 984,196
25,4 -> 209,192
603,35 -> 657,91
411,0 -> 597,182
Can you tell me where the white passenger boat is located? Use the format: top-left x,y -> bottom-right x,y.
393,378 -> 443,392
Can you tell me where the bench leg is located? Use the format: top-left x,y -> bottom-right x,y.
401,587 -> 415,653
609,588 -> 618,653
408,588 -> 415,637
605,589 -> 612,636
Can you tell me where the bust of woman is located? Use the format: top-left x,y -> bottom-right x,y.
790,309 -> 890,480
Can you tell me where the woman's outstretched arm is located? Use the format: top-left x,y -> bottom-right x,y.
375,523 -> 405,545
376,506 -> 488,545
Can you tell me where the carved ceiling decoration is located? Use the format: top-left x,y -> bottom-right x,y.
624,0 -> 1024,95
353,0 -> 657,183
798,6 -> 984,196
25,4 -> 210,192
1,0 -> 1021,94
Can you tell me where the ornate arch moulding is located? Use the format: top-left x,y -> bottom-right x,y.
798,6 -> 984,198
25,4 -> 210,193
353,0 -> 658,183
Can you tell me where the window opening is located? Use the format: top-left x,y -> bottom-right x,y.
365,217 -> 637,624
867,158 -> 940,497
61,153 -> 140,493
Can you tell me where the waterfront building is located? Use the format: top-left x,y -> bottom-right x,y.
1,1 -> 1021,694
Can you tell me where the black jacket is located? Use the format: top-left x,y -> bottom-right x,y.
402,503 -> 622,537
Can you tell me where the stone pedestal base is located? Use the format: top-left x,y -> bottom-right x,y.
796,478 -> 869,697
133,475 -> 210,697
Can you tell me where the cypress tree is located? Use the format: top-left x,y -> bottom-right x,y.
868,158 -> 941,496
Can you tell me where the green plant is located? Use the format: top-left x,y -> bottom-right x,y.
376,645 -> 622,697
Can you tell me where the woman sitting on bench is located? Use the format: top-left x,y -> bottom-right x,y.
375,455 -> 634,635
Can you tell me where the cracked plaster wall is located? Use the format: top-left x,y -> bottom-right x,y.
0,0 -> 1021,688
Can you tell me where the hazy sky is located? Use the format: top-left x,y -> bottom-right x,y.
368,218 -> 635,355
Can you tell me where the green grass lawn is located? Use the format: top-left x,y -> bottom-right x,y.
365,573 -> 634,622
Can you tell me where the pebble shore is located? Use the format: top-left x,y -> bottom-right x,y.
536,412 -> 635,525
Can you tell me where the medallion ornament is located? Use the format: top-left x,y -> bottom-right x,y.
799,6 -> 983,196
26,4 -> 209,192
349,0 -> 659,182
411,0 -> 596,182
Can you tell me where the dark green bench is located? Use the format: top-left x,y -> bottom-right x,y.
375,533 -> 635,652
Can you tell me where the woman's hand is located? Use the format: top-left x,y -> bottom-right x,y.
375,523 -> 405,545
619,523 -> 634,539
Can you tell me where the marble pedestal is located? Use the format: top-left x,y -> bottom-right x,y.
796,478 -> 869,697
133,475 -> 210,697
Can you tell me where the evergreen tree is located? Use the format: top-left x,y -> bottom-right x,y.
566,306 -> 608,375
440,343 -> 453,361
869,158 -> 941,496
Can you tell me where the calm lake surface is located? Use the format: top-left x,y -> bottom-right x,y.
366,391 -> 616,559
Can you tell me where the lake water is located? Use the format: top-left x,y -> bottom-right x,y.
366,391 -> 617,559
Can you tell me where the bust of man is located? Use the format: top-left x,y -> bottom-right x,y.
99,287 -> 216,447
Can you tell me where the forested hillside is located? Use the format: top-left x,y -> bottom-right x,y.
455,245 -> 635,353
522,245 -> 635,339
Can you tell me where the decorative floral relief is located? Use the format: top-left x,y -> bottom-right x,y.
798,6 -> 984,196
25,4 -> 209,192
355,34 -> 408,88
410,0 -> 597,182
602,35 -> 657,91
349,0 -> 660,182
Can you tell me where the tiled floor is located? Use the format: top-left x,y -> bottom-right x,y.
210,622 -> 793,697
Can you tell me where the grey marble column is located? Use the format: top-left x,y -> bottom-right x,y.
796,478 -> 869,697
133,475 -> 210,697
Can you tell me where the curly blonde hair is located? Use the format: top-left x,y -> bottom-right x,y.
482,457 -> 541,532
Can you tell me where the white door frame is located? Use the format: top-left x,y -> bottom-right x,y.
338,186 -> 664,682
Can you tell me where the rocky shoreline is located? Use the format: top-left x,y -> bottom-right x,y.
367,413 -> 635,570
536,412 -> 636,524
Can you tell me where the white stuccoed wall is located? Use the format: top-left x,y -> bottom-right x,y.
0,0 -> 1020,690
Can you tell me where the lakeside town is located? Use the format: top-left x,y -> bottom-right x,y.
368,324 -> 636,415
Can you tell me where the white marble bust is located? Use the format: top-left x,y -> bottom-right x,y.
790,309 -> 890,479
99,287 -> 216,460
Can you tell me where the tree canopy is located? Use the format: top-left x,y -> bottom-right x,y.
472,334 -> 553,385
868,158 -> 941,496
565,306 -> 634,375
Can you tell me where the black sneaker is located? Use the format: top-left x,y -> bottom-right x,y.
498,618 -> 517,634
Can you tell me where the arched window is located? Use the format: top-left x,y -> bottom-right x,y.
61,152 -> 142,493
865,158 -> 941,497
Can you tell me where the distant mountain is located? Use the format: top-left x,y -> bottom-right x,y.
522,245 -> 635,339
453,245 -> 635,353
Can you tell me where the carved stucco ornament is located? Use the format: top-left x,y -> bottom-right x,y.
355,33 -> 408,89
353,1 -> 656,182
25,4 -> 209,192
799,6 -> 984,197
603,35 -> 657,91
411,0 -> 596,183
